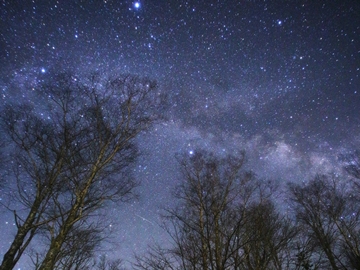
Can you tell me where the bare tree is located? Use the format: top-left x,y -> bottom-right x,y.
0,72 -> 165,270
339,150 -> 360,269
52,221 -> 104,270
291,234 -> 324,270
0,102 -> 69,270
134,150 -> 296,270
133,243 -> 176,270
29,220 -> 104,270
240,200 -> 297,270
288,174 -> 359,270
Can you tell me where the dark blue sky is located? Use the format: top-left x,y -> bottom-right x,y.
1,0 -> 359,268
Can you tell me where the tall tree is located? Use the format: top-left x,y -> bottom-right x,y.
288,175 -> 356,270
134,150 -> 295,270
0,72 -> 165,270
240,200 -> 296,270
29,221 -> 104,270
339,150 -> 360,269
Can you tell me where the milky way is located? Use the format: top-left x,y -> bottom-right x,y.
1,0 -> 359,268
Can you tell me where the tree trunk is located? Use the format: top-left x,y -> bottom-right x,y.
0,199 -> 41,270
38,217 -> 74,270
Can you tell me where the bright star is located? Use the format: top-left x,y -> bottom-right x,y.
134,2 -> 140,9
41,68 -> 46,73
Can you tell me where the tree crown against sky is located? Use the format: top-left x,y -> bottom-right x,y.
134,150 -> 297,270
0,71 -> 166,270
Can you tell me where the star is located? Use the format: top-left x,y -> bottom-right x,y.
133,2 -> 141,9
0,0 -> 359,268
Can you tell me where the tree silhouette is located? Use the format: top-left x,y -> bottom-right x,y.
339,150 -> 360,269
240,200 -> 296,269
134,150 -> 296,270
0,72 -> 165,270
288,174 -> 360,270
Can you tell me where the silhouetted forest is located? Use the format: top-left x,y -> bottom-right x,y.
1,73 -> 360,270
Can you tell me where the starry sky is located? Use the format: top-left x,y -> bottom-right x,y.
1,0 -> 360,268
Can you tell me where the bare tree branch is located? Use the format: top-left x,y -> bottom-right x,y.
0,72 -> 165,270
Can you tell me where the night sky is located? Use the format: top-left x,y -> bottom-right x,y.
1,0 -> 360,268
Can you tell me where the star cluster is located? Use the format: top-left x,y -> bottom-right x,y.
1,0 -> 359,267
